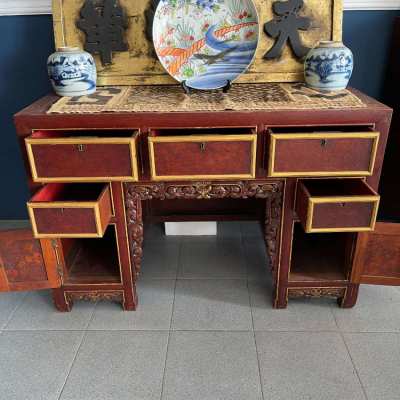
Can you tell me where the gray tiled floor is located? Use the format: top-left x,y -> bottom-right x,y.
0,221 -> 399,400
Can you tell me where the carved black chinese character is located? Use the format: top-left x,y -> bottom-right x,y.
77,0 -> 129,66
264,0 -> 311,60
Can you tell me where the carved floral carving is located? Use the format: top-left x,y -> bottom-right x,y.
66,291 -> 123,303
124,190 -> 144,275
288,288 -> 346,299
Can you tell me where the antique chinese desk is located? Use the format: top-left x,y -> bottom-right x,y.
3,83 -> 394,311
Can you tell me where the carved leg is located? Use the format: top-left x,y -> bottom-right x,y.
264,181 -> 287,309
125,190 -> 144,276
265,186 -> 284,276
52,288 -> 73,312
273,285 -> 288,309
114,182 -> 140,311
338,284 -> 360,308
122,287 -> 138,311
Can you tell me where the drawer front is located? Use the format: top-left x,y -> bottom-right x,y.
27,184 -> 112,238
149,134 -> 257,180
269,132 -> 379,177
296,180 -> 380,233
26,136 -> 139,182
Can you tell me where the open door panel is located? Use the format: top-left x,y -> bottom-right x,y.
352,222 -> 400,286
0,229 -> 61,292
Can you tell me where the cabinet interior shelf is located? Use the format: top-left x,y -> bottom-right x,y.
289,224 -> 354,283
63,226 -> 121,285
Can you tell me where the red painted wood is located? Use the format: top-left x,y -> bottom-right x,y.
153,140 -> 253,176
31,143 -> 133,179
273,137 -> 374,174
11,88 -> 393,310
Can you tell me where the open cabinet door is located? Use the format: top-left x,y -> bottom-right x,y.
0,229 -> 62,292
352,222 -> 400,286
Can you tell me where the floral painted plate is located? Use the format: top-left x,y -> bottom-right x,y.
153,0 -> 259,90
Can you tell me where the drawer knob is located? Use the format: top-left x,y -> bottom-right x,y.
321,139 -> 328,147
200,142 -> 207,152
77,144 -> 85,152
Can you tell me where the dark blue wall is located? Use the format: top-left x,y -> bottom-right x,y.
343,10 -> 400,99
0,11 -> 399,219
0,15 -> 54,219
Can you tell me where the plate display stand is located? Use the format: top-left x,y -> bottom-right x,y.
181,80 -> 232,95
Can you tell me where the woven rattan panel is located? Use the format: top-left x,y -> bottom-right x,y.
48,83 -> 366,114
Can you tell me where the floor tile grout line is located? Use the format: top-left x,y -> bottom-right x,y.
84,299 -> 99,331
246,275 -> 265,400
2,291 -> 29,330
56,329 -> 88,400
159,239 -> 181,400
0,328 -> 361,333
330,306 -> 370,400
56,299 -> 98,399
339,331 -> 370,400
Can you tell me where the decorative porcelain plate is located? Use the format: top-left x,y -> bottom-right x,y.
153,0 -> 259,90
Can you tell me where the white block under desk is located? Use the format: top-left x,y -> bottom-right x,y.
165,222 -> 217,236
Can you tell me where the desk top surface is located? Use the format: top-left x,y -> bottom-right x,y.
14,83 -> 392,135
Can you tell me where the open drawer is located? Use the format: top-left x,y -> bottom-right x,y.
27,183 -> 112,238
296,179 -> 380,233
25,130 -> 139,182
268,127 -> 379,177
148,128 -> 257,181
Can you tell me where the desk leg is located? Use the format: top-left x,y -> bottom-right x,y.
115,182 -> 140,311
125,190 -> 144,276
52,288 -> 73,312
338,283 -> 360,308
265,181 -> 287,309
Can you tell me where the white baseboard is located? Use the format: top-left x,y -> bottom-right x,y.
0,0 -> 399,16
165,222 -> 217,236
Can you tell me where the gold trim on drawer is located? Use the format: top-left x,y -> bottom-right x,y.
148,134 -> 257,181
305,195 -> 380,233
25,135 -> 139,182
268,132 -> 380,178
27,185 -> 111,239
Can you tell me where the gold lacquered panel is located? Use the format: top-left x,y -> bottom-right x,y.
52,0 -> 343,85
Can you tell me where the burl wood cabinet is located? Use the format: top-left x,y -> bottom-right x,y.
1,88 -> 395,311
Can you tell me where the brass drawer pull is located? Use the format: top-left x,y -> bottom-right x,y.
200,142 -> 207,152
320,139 -> 328,147
77,144 -> 85,152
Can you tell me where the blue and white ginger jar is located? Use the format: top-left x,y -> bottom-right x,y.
47,47 -> 97,97
304,41 -> 354,92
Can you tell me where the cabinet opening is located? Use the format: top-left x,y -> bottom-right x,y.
149,127 -> 255,137
30,183 -> 107,203
268,125 -> 374,134
144,198 -> 265,222
289,223 -> 355,283
61,225 -> 121,284
31,129 -> 137,139
300,179 -> 376,198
